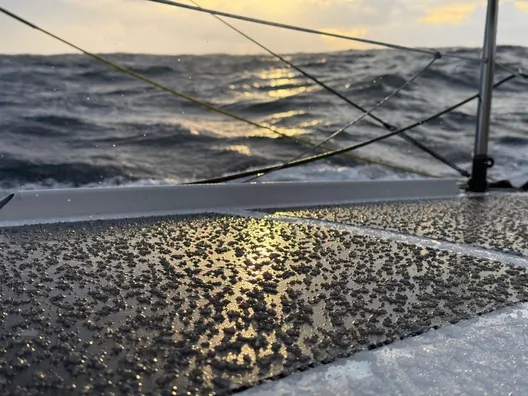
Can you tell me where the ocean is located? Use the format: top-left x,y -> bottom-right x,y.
0,46 -> 527,191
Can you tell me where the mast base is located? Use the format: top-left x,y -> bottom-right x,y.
468,154 -> 494,192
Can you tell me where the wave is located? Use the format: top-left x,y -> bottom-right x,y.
0,47 -> 527,188
23,114 -> 92,129
0,163 -> 417,196
0,157 -> 137,188
496,136 -> 528,146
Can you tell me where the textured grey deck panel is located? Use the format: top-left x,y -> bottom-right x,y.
265,194 -> 528,258
1,213 -> 528,395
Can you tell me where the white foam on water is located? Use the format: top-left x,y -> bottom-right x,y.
255,163 -> 423,183
0,163 -> 422,196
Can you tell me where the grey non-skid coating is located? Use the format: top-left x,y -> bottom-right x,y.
267,194 -> 528,258
1,198 -> 528,395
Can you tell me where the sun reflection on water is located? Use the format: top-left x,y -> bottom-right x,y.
257,68 -> 317,99
223,145 -> 252,156
166,66 -> 323,139
257,68 -> 296,80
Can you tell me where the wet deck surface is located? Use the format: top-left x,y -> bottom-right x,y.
242,301 -> 528,396
265,194 -> 528,258
1,194 -> 528,395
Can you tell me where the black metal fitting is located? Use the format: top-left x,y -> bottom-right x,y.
468,154 -> 494,192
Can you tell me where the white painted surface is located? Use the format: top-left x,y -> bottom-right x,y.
0,179 -> 459,226
242,302 -> 528,396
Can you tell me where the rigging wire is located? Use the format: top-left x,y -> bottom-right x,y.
187,0 -> 467,180
190,74 -> 517,184
188,2 -> 467,179
245,56 -> 457,182
148,0 -> 480,62
0,6 -> 434,178
496,62 -> 528,81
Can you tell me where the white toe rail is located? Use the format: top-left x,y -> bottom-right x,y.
0,179 -> 460,226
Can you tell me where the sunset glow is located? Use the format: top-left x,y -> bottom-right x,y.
0,0 -> 527,54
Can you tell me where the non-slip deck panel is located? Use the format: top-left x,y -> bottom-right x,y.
1,213 -> 528,395
266,194 -> 528,258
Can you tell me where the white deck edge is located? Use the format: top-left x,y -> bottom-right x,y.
240,300 -> 528,396
0,179 -> 460,226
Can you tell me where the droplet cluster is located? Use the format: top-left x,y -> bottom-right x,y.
1,212 -> 527,395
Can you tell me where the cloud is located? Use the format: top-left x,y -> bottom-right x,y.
0,0 -> 526,54
515,0 -> 528,11
0,0 -> 382,54
420,2 -> 483,25
320,27 -> 370,51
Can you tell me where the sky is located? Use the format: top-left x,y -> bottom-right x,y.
1,0 -> 528,55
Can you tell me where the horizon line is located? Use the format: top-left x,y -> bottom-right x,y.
1,43 -> 526,58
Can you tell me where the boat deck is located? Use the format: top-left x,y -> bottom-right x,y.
1,192 -> 528,395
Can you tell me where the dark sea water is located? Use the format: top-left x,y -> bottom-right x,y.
1,46 -> 527,191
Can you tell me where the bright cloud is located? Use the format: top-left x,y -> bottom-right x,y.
515,0 -> 528,11
421,3 -> 483,25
